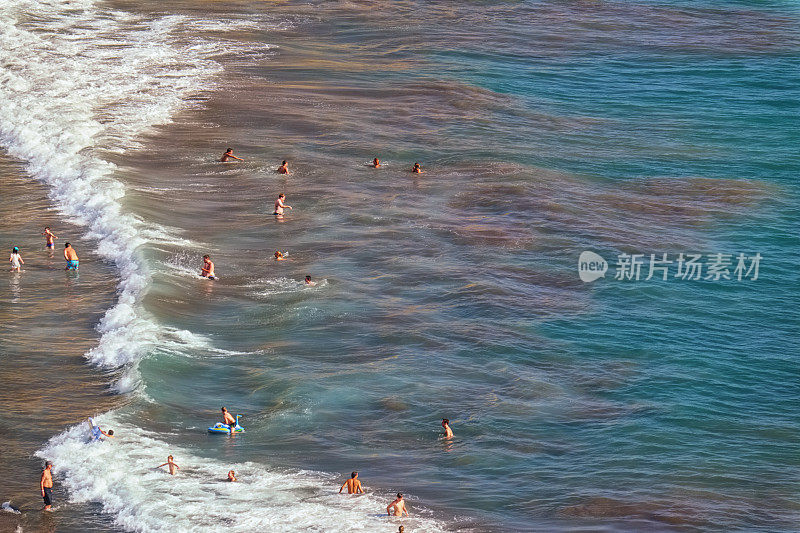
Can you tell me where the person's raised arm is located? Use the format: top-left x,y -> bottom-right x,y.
157,462 -> 168,468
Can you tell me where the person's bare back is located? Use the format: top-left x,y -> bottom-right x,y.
339,472 -> 364,494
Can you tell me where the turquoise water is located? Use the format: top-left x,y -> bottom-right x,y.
2,0 -> 799,531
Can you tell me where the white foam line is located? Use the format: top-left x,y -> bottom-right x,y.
37,416 -> 448,532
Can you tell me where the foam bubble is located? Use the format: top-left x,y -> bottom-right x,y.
37,416 -> 448,533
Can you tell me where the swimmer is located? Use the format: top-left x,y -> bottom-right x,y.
387,493 -> 409,517
201,255 -> 216,279
221,407 -> 237,426
86,418 -> 114,441
157,455 -> 180,475
412,162 -> 423,174
219,148 -> 243,162
277,160 -> 289,174
399,527 -> 404,533
339,471 -> 364,494
41,227 -> 57,248
273,193 -> 292,216
274,251 -> 287,261
372,157 -> 380,168
41,461 -> 54,510
304,275 -> 316,286
442,418 -> 453,438
64,242 -> 79,270
9,247 -> 23,272
227,470 -> 237,482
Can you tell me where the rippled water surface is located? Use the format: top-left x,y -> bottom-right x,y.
1,0 -> 798,531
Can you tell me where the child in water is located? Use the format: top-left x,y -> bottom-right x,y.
227,470 -> 237,482
9,247 -> 23,272
412,162 -> 423,174
219,148 -> 243,162
372,157 -> 380,168
201,255 -> 216,280
274,251 -> 287,261
304,275 -> 316,286
157,456 -> 180,475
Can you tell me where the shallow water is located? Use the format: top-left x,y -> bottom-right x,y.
1,0 -> 799,531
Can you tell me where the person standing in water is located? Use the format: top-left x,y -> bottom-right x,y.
201,255 -> 216,280
339,471 -> 364,494
40,461 -> 54,510
372,157 -> 381,168
64,242 -> 79,270
219,148 -> 243,162
227,470 -> 237,482
41,227 -> 57,249
277,160 -> 289,174
273,193 -> 292,216
9,247 -> 23,272
412,162 -> 423,174
157,456 -> 180,475
442,418 -> 454,438
387,493 -> 409,517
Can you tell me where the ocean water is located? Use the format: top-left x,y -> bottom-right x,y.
1,0 -> 798,532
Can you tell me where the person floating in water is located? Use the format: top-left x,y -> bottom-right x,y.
277,160 -> 289,174
412,162 -> 423,174
219,148 -> 243,162
372,157 -> 380,168
87,418 -> 114,441
40,461 -> 54,510
41,227 -> 57,249
201,255 -> 216,280
339,471 -> 364,494
442,418 -> 454,438
304,275 -> 316,286
387,493 -> 409,517
227,470 -> 237,482
274,251 -> 287,261
221,407 -> 237,426
273,193 -> 292,216
9,247 -> 23,272
157,455 -> 180,475
64,242 -> 79,270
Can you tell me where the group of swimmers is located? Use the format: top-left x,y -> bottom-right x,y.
220,148 -> 423,174
32,147 -> 438,528
9,228 -> 80,272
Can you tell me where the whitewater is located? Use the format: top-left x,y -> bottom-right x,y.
0,1 -> 446,531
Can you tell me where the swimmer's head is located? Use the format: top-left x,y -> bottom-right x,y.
397,493 -> 403,499
107,430 -> 114,436
12,247 -> 18,253
278,193 -> 285,199
399,527 -> 404,533
203,255 -> 210,260
282,160 -> 287,165
351,471 -> 358,479
226,148 -> 233,153
65,242 -> 71,248
221,407 -> 228,412
168,455 -> 173,460
442,418 -> 449,425
305,275 -> 312,282
44,227 -> 50,230
45,461 -> 53,469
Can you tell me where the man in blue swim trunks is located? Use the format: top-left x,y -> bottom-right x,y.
64,242 -> 79,270
87,417 -> 114,441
